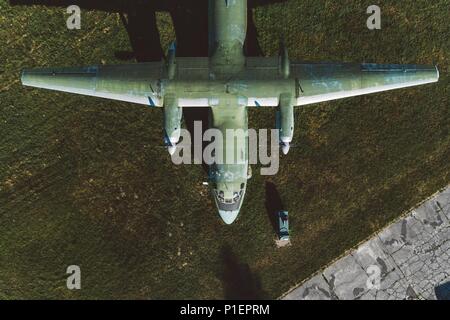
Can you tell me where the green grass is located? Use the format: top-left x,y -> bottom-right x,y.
0,0 -> 449,299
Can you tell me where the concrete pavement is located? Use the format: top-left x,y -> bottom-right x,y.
282,185 -> 450,300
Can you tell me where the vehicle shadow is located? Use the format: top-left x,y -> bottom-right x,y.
265,181 -> 283,235
220,245 -> 267,299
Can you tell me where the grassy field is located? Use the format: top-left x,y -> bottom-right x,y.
0,0 -> 449,299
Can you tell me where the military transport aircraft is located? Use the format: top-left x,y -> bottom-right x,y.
21,0 -> 439,224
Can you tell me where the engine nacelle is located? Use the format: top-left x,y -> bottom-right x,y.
276,94 -> 294,155
279,41 -> 290,79
164,43 -> 181,155
167,42 -> 177,80
164,94 -> 182,155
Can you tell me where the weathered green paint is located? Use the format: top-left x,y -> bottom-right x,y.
21,0 -> 439,225
209,0 -> 247,74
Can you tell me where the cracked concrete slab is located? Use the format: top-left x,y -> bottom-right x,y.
350,237 -> 413,299
281,185 -> 450,300
283,274 -> 334,300
412,202 -> 448,234
322,254 -> 370,299
434,185 -> 450,220
352,237 -> 397,274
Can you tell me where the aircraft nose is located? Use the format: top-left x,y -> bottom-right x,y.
218,210 -> 239,225
281,142 -> 290,155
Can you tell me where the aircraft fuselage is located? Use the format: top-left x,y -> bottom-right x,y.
207,0 -> 250,224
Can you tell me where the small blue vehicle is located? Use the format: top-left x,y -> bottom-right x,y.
278,211 -> 289,241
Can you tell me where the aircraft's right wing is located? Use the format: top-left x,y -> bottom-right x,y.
21,62 -> 166,107
291,63 -> 439,106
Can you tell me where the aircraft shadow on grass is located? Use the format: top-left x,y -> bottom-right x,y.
220,245 -> 267,299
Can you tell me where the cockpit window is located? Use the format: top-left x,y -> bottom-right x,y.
216,190 -> 225,202
214,189 -> 244,204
